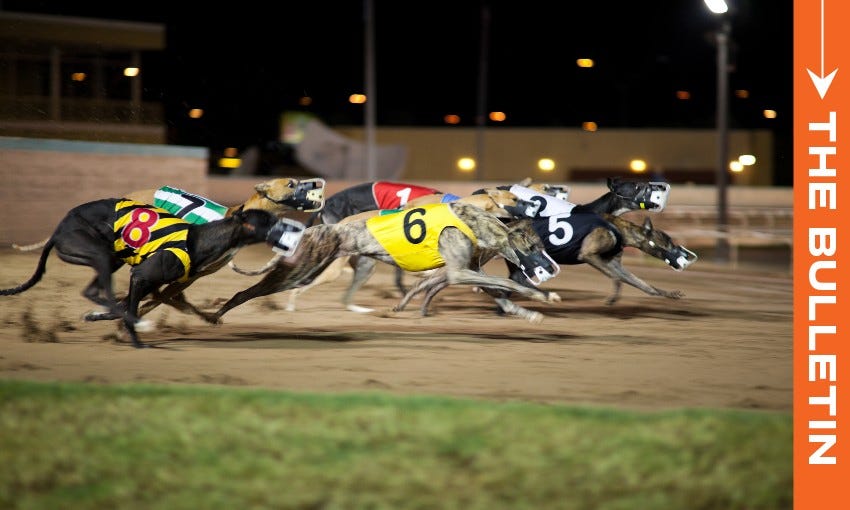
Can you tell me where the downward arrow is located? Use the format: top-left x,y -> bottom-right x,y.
807,69 -> 838,99
807,0 -> 838,99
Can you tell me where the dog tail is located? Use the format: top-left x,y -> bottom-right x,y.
228,254 -> 282,276
12,237 -> 49,252
0,238 -> 55,295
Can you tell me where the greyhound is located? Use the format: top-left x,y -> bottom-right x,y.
11,177 -> 325,321
232,188 -> 541,313
0,199 -> 301,348
211,202 -> 562,324
394,212 -> 696,317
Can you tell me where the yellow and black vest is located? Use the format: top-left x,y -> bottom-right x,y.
365,204 -> 477,272
113,200 -> 192,281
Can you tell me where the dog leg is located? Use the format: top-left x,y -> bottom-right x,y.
439,230 -> 556,305
341,256 -> 377,313
393,269 -> 447,313
582,253 -> 683,301
492,297 -> 543,324
284,255 -> 352,312
212,227 -> 344,321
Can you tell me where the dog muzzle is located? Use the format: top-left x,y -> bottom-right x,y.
266,218 -> 306,256
546,185 -> 571,201
502,198 -> 541,218
635,182 -> 670,212
286,178 -> 326,212
664,245 -> 698,271
516,249 -> 560,285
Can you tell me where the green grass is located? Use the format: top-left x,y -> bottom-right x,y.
0,379 -> 791,510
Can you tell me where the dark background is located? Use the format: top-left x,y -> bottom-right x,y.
1,0 -> 793,184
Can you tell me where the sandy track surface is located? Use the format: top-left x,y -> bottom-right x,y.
0,244 -> 791,412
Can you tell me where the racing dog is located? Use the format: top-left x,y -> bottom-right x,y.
0,199 -> 299,348
11,177 -> 324,321
211,202 -> 561,324
394,212 -> 696,316
483,177 -> 670,218
232,188 -> 541,313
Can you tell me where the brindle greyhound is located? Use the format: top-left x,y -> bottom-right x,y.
11,177 -> 324,322
1,200 -> 294,348
211,202 -> 561,324
303,179 -> 550,294
394,212 -> 696,317
232,188 -> 540,313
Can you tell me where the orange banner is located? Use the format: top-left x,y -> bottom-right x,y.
794,0 -> 850,508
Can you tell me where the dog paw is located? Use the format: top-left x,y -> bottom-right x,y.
546,291 -> 561,303
134,319 -> 155,333
83,308 -> 114,322
525,311 -> 544,324
346,304 -> 374,313
665,290 -> 685,299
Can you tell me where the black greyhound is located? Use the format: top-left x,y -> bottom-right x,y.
1,199 -> 301,348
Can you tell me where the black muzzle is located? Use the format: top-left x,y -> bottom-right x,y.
515,249 -> 560,285
502,198 -> 541,218
629,182 -> 670,212
283,178 -> 326,211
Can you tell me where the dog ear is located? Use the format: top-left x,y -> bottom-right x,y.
254,181 -> 272,194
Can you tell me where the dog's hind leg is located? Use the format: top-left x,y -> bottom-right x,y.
393,269 -> 447,313
342,256 -> 378,313
283,256 -> 351,311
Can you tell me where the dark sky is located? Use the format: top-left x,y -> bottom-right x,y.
2,0 -> 793,182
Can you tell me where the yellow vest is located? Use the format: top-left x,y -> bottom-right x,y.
366,204 -> 477,272
113,200 -> 192,282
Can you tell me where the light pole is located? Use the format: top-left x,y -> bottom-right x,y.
705,0 -> 731,263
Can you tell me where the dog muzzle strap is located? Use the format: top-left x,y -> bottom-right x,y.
267,218 -> 306,256
283,178 -> 326,211
664,245 -> 698,271
502,198 -> 541,218
516,250 -> 560,285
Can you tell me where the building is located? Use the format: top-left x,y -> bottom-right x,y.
0,11 -> 165,143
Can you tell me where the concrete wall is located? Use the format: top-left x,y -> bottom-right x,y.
0,137 -> 207,245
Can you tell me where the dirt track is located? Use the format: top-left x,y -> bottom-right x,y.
0,244 -> 792,412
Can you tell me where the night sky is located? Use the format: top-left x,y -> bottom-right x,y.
2,0 -> 793,183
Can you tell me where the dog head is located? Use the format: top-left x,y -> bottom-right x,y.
252,177 -> 326,212
474,188 -> 542,219
607,177 -> 670,212
234,209 -> 307,255
506,219 -> 559,285
638,217 -> 697,271
528,183 -> 570,201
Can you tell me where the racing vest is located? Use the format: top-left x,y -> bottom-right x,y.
531,211 -> 622,264
366,204 -> 477,272
509,184 -> 576,217
113,200 -> 192,281
153,186 -> 228,224
371,181 -> 441,209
